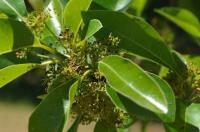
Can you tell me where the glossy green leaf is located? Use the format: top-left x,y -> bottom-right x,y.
0,63 -> 37,88
45,0 -> 63,36
155,7 -> 200,38
93,0 -> 132,11
150,73 -> 176,122
118,91 -> 159,121
0,0 -> 27,19
185,103 -> 200,130
29,79 -> 76,132
82,11 -> 181,76
85,19 -> 103,40
65,80 -> 80,125
172,51 -> 187,68
99,55 -> 168,114
0,18 -> 34,55
64,0 -> 92,36
106,72 -> 176,123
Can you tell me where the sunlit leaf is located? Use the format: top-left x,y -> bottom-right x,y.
64,0 -> 92,36
0,18 -> 34,55
185,103 -> 200,130
0,0 -> 27,19
0,63 -> 37,88
93,0 -> 132,11
99,55 -> 168,114
85,19 -> 103,40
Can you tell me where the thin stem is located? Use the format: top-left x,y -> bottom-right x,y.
37,44 -> 57,54
81,70 -> 92,81
141,121 -> 148,132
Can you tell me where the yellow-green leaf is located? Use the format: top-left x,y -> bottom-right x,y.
0,18 -> 34,55
0,63 -> 37,88
64,0 -> 92,36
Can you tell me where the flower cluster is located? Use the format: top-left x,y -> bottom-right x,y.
164,63 -> 200,102
44,33 -> 128,127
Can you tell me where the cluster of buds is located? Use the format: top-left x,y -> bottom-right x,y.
72,72 -> 128,127
164,63 -> 200,102
26,11 -> 49,36
45,33 -> 127,127
15,49 -> 28,59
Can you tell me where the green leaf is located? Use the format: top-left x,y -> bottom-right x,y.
99,55 -> 168,114
0,63 -> 37,88
131,0 -> 147,16
171,51 -> 187,70
29,79 -> 76,132
178,0 -> 200,20
185,55 -> 200,68
0,18 -> 34,55
82,11 -> 181,76
45,0 -> 64,36
93,0 -> 132,11
155,7 -> 200,38
185,103 -> 200,130
0,0 -> 27,20
65,80 -> 80,125
67,116 -> 80,132
85,19 -> 103,40
64,0 -> 92,36
106,72 -> 176,123
150,73 -> 176,122
106,85 -> 126,111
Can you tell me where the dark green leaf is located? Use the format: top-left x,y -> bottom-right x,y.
29,79 -> 76,132
99,55 -> 168,114
82,11 -> 181,75
93,0 -> 132,11
185,103 -> 200,130
178,0 -> 200,20
0,50 -> 41,69
155,7 -> 200,38
0,63 -> 37,88
171,51 -> 187,74
67,116 -> 80,132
